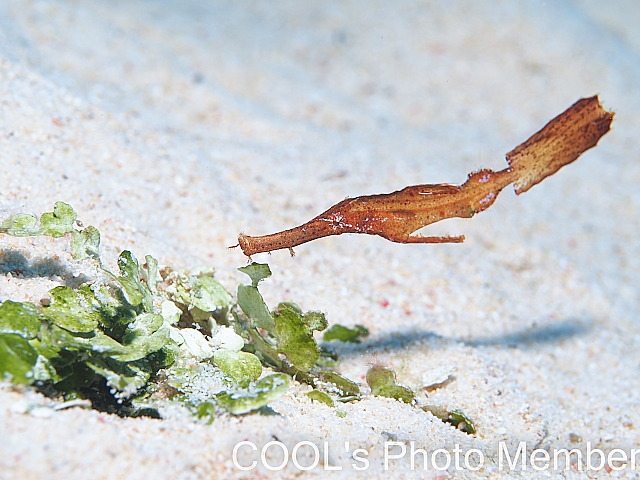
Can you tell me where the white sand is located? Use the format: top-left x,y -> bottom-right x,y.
1,1 -> 640,478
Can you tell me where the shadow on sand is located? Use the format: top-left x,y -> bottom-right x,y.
0,249 -> 91,288
329,319 -> 591,356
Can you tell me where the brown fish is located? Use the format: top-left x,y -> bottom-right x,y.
233,96 -> 614,258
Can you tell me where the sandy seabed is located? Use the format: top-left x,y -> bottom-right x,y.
1,1 -> 640,479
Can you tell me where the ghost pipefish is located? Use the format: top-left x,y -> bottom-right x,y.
231,96 -> 613,258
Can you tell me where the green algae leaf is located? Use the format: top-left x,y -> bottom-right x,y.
213,349 -> 262,382
323,324 -> 369,343
307,389 -> 334,407
88,331 -> 130,357
0,213 -> 38,236
0,202 -> 191,408
32,354 -> 59,382
316,371 -> 360,399
116,251 -> 152,311
197,402 -> 215,424
375,384 -> 414,403
92,284 -> 137,328
86,358 -> 150,396
216,373 -> 290,415
153,341 -> 181,368
447,410 -> 476,434
36,312 -> 167,365
115,314 -> 169,362
191,276 -> 233,312
245,326 -> 282,369
34,323 -> 87,353
37,323 -> 124,358
237,263 -> 271,287
302,311 -> 328,332
237,284 -> 274,331
0,333 -> 38,384
421,405 -> 477,434
366,366 -> 414,403
167,272 -> 192,307
143,255 -> 160,295
118,327 -> 170,362
127,313 -> 164,336
0,301 -> 42,339
273,306 -> 318,372
47,286 -> 101,333
277,302 -> 302,315
39,202 -> 77,237
366,365 -> 396,393
70,226 -> 100,260
165,270 -> 232,320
